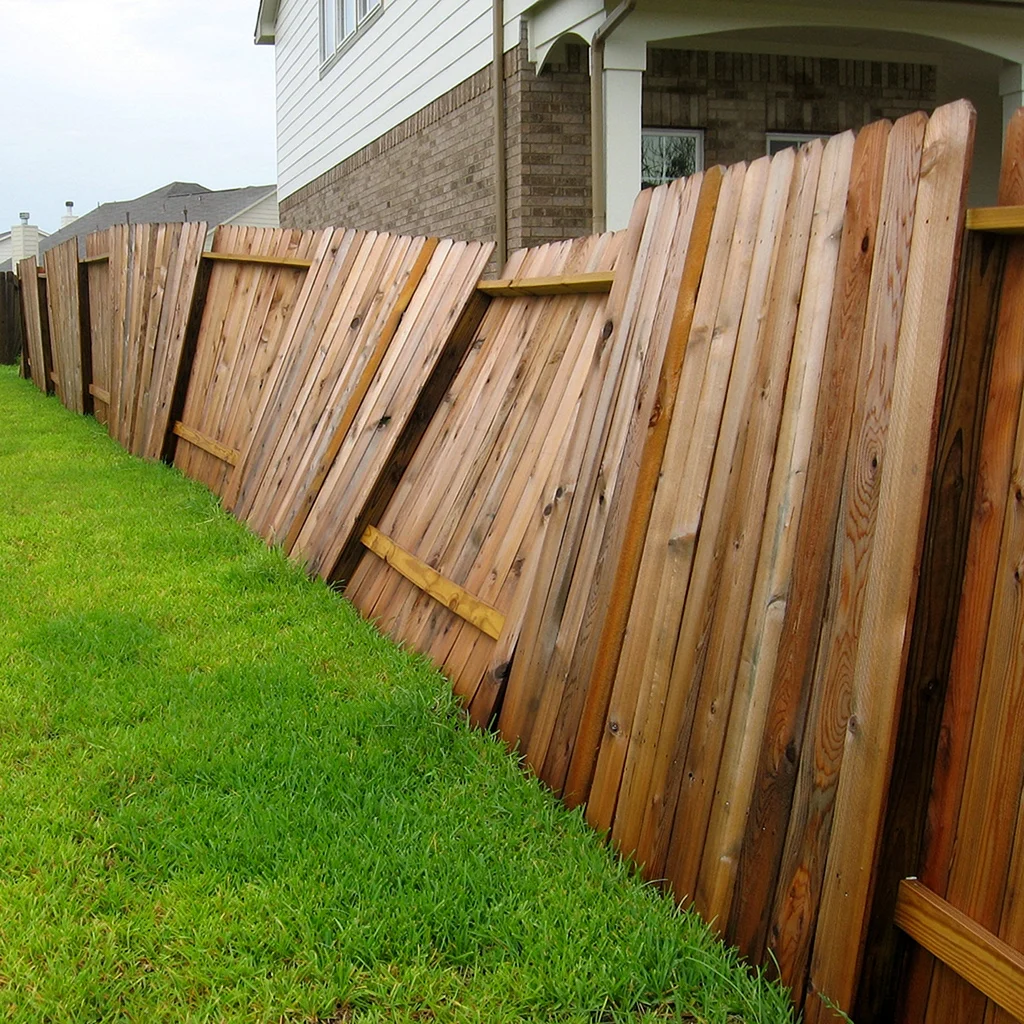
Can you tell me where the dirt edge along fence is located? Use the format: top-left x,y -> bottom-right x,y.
17,100 -> 1024,1023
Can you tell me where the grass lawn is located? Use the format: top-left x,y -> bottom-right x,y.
0,365 -> 796,1023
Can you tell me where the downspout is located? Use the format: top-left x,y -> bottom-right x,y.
591,0 -> 636,234
493,0 -> 508,271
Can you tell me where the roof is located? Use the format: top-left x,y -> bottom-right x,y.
255,0 -> 279,44
39,182 -> 277,256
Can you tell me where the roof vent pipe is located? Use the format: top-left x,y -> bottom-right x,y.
591,0 -> 636,234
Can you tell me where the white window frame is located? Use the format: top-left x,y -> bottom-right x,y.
320,0 -> 382,68
641,128 -> 705,189
766,132 -> 831,156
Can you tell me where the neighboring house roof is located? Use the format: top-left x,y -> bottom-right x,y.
39,182 -> 277,256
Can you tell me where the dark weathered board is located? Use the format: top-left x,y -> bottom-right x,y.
0,271 -> 23,365
84,230 -> 116,426
43,238 -> 88,415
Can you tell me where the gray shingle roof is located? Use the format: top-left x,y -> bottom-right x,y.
39,182 -> 276,256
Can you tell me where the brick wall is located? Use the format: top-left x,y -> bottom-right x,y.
279,66 -> 496,242
280,40 -> 937,254
280,32 -> 592,261
645,49 -> 937,168
506,36 -> 591,251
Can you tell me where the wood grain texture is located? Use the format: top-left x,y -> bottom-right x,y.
43,238 -> 87,414
85,230 -> 114,426
18,256 -> 53,394
804,98 -> 975,1022
726,117 -> 891,964
174,226 -> 322,495
360,526 -> 505,639
690,130 -> 854,934
619,150 -> 795,879
476,272 -> 614,296
563,167 -> 723,821
579,165 -> 747,836
855,229 -> 1006,1022
965,206 -> 1024,233
894,106 -> 1024,1024
895,879 -> 1024,1022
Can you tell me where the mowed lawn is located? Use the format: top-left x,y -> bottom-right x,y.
0,365 -> 795,1024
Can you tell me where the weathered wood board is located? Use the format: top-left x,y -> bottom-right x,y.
84,229 -> 119,427
224,229 -> 493,576
109,221 -> 206,460
172,225 -> 323,496
344,223 -> 633,722
17,257 -> 52,395
43,238 -> 89,415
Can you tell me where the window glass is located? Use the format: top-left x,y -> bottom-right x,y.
641,130 -> 704,188
321,0 -> 337,57
766,132 -> 831,156
342,0 -> 357,37
322,0 -> 380,60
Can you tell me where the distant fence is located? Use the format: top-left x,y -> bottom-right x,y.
15,98 -> 1024,1023
0,271 -> 24,365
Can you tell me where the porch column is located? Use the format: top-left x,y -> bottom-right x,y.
601,32 -> 647,232
602,68 -> 644,230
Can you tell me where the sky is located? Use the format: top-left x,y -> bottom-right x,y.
1,0 -> 277,234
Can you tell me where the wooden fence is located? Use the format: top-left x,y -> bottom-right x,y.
0,271 -> 23,365
15,98 -> 1024,1022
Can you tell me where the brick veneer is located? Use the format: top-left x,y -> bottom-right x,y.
279,32 -> 591,260
279,36 -> 936,252
645,49 -> 937,168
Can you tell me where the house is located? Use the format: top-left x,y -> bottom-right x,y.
256,0 -> 1024,264
0,215 -> 50,273
38,182 -> 280,258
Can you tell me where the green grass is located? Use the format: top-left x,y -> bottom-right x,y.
0,364 -> 796,1024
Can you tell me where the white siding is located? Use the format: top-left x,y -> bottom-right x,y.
275,0 -> 533,200
225,191 -> 281,228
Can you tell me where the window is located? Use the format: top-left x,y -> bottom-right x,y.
320,0 -> 381,62
641,129 -> 704,189
766,132 -> 831,156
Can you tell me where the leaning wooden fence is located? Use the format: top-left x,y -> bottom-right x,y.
16,98 -> 1024,1022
